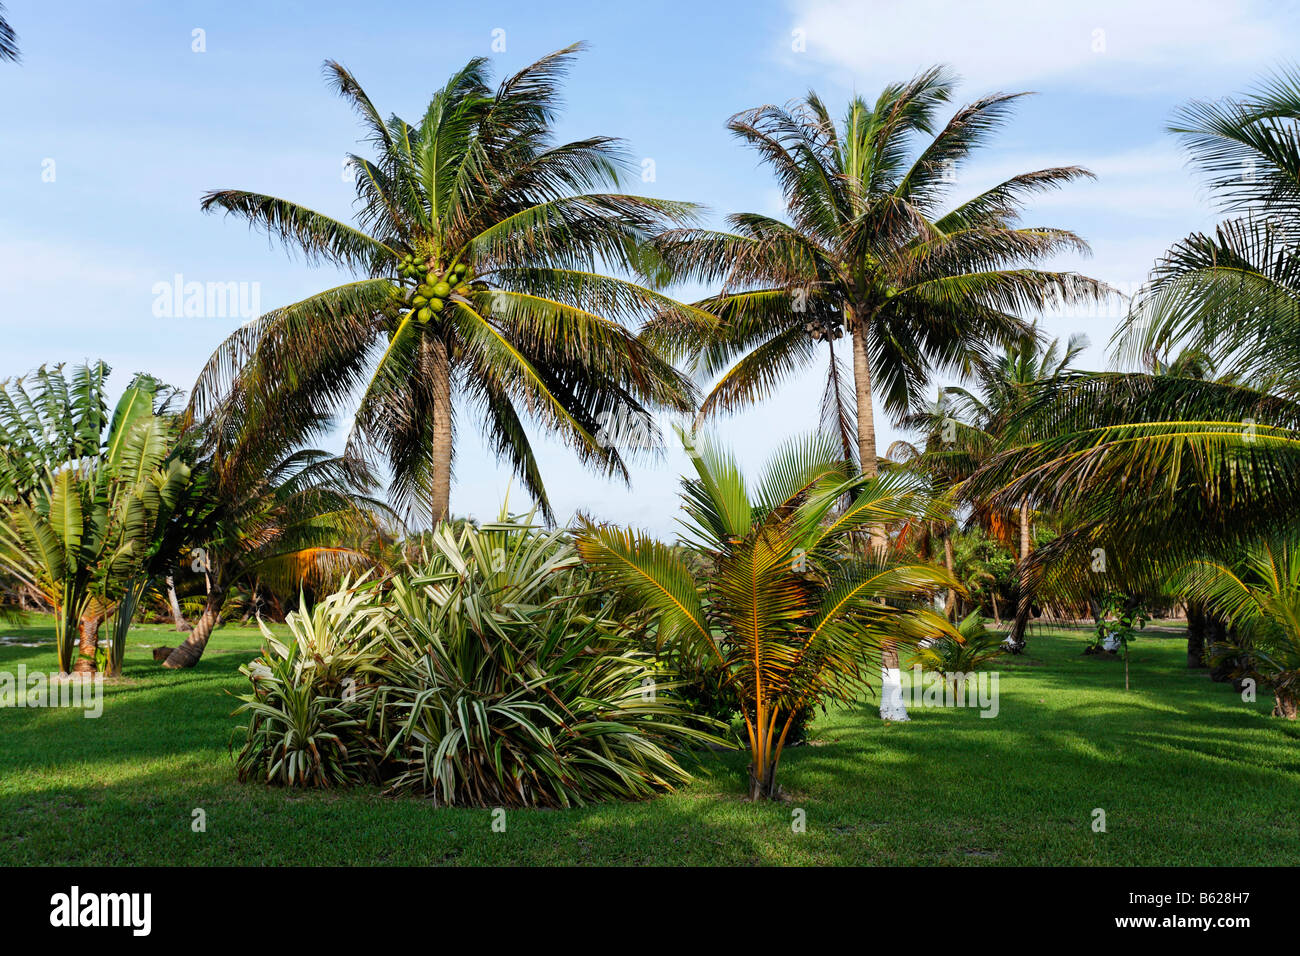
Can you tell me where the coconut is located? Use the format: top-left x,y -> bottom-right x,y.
429,298 -> 445,311
417,307 -> 432,323
432,281 -> 452,298
413,295 -> 428,307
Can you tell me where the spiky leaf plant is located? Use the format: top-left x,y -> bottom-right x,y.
233,518 -> 717,804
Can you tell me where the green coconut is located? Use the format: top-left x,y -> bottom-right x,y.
417,307 -> 433,323
432,281 -> 452,298
413,295 -> 428,307
429,297 -> 445,311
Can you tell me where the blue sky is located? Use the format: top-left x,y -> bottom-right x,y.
2,0 -> 1295,533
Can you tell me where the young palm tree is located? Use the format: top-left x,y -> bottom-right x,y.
193,44 -> 704,525
577,430 -> 958,799
645,67 -> 1107,479
1168,538 -> 1300,718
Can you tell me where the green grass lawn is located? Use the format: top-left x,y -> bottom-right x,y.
1,614 -> 1297,866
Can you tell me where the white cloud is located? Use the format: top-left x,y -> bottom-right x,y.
786,0 -> 1292,93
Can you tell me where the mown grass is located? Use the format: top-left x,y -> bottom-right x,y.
1,614 -> 1296,865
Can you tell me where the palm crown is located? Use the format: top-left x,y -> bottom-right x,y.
645,67 -> 1106,472
193,44 -> 705,525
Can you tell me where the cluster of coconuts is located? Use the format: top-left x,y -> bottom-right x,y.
805,316 -> 845,341
395,253 -> 475,323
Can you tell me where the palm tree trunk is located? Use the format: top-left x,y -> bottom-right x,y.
161,584 -> 226,669
166,574 -> 191,632
430,335 -> 453,526
1186,601 -> 1207,668
851,322 -> 905,717
1006,500 -> 1034,652
72,613 -> 102,674
942,526 -> 956,619
849,325 -> 878,480
1273,691 -> 1298,719
1019,499 -> 1031,564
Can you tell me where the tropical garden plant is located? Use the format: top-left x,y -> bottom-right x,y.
962,69 -> 1300,642
914,610 -> 1006,691
0,3 -> 17,63
234,516 -> 717,804
644,69 -> 1106,480
641,68 -> 1105,707
192,44 -> 706,526
0,363 -> 191,675
159,387 -> 385,668
1167,538 -> 1300,717
576,429 -> 959,799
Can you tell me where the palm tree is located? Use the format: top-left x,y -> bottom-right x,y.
577,430 -> 958,799
645,67 -> 1106,480
192,44 -> 704,526
0,4 -> 18,63
644,70 -> 1104,710
1169,537 -> 1300,718
159,386 -> 385,668
963,70 -> 1300,627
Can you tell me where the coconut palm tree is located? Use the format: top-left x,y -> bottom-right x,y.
643,70 -> 1104,710
192,44 -> 704,526
963,70 -> 1300,629
645,67 -> 1107,480
577,430 -> 958,798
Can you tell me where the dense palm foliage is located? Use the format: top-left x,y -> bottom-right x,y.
194,44 -> 705,526
160,386 -> 384,668
1168,538 -> 1300,717
897,331 -> 1087,645
577,430 -> 957,799
963,70 -> 1300,630
0,4 -> 18,63
644,67 -> 1106,479
235,517 -> 715,803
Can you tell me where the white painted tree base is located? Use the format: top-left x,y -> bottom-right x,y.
879,666 -> 910,721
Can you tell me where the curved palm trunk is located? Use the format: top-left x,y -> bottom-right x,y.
161,584 -> 226,669
166,574 -> 191,632
72,614 -> 102,674
430,336 -> 453,526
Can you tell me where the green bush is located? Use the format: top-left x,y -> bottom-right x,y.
233,518 -> 719,806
